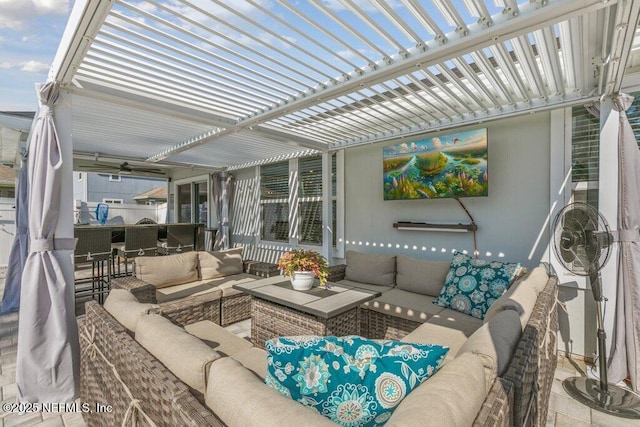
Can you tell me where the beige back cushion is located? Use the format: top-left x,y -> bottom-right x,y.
345,250 -> 396,286
206,357 -> 335,427
484,266 -> 549,326
198,247 -> 244,280
103,289 -> 160,332
135,314 -> 220,394
387,353 -> 487,427
396,255 -> 450,296
135,252 -> 198,288
458,310 -> 522,390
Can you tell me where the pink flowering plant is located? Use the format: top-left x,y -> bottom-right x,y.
277,249 -> 329,286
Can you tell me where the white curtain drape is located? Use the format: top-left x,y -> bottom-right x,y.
212,171 -> 234,250
16,82 -> 79,402
607,94 -> 640,392
1,157 -> 29,313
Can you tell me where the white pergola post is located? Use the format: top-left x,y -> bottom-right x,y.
321,152 -> 333,262
598,97 -> 620,353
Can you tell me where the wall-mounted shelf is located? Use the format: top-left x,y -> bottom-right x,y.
393,221 -> 478,233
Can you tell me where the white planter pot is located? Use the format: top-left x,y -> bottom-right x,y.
290,271 -> 315,291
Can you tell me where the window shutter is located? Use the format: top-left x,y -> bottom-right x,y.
571,105 -> 600,183
261,161 -> 289,200
299,156 -> 322,197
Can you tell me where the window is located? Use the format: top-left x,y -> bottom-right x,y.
109,174 -> 121,182
260,161 -> 289,242
571,93 -> 640,208
102,198 -> 123,204
174,177 -> 210,225
260,154 -> 338,246
177,183 -> 192,223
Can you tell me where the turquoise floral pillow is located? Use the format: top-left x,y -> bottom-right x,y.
265,336 -> 449,426
433,251 -> 521,319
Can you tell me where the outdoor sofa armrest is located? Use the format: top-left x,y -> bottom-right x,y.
243,260 -> 280,277
159,291 -> 222,327
327,264 -> 347,282
472,377 -> 514,427
110,276 -> 157,304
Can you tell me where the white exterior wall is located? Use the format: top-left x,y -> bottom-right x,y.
342,113 -> 551,267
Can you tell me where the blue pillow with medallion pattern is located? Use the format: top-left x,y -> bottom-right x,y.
265,335 -> 448,427
433,251 -> 521,319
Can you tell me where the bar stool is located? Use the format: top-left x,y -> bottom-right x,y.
74,228 -> 112,306
112,226 -> 158,277
157,224 -> 197,255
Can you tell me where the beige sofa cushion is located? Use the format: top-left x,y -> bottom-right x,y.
386,353 -> 487,427
458,309 -> 522,390
135,252 -> 199,288
135,314 -> 220,394
402,321 -> 472,361
426,308 -> 483,337
103,289 -> 160,332
396,255 -> 450,297
231,347 -> 268,379
367,288 -> 445,323
345,250 -> 396,286
206,357 -> 335,427
484,266 -> 549,327
198,247 -> 244,280
185,320 -> 252,357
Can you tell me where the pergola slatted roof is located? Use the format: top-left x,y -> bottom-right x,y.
52,0 -> 640,171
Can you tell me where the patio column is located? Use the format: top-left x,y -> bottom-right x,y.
598,97 -> 620,354
321,152 -> 332,262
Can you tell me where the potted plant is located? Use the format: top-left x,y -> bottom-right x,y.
277,249 -> 329,290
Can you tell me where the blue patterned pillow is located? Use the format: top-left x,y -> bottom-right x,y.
265,336 -> 449,426
433,251 -> 521,319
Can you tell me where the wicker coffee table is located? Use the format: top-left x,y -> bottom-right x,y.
233,276 -> 380,349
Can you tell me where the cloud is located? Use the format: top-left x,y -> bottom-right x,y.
21,60 -> 50,73
0,0 -> 70,30
432,137 -> 442,149
0,60 -> 50,73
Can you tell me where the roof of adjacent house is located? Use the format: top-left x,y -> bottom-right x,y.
134,186 -> 168,201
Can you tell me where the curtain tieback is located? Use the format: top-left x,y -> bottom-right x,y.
30,237 -> 76,252
613,229 -> 640,242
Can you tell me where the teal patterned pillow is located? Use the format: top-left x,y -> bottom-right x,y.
433,251 -> 521,319
265,336 -> 449,426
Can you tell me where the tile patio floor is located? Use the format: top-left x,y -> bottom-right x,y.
0,269 -> 639,426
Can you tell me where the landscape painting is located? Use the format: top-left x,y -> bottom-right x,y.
383,128 -> 488,200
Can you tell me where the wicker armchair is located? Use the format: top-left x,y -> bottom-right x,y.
110,257 -> 280,327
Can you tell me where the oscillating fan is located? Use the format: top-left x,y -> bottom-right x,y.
552,202 -> 640,418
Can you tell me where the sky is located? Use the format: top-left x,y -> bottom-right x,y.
0,0 -> 72,111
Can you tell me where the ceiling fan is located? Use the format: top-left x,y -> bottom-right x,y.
82,161 -> 166,176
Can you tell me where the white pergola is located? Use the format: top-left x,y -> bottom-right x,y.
45,0 -> 640,172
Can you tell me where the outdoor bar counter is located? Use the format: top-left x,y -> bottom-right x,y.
74,223 -> 206,250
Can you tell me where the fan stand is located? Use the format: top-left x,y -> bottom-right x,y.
562,271 -> 640,419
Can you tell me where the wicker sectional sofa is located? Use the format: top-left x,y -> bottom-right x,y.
80,250 -> 558,427
110,248 -> 277,326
